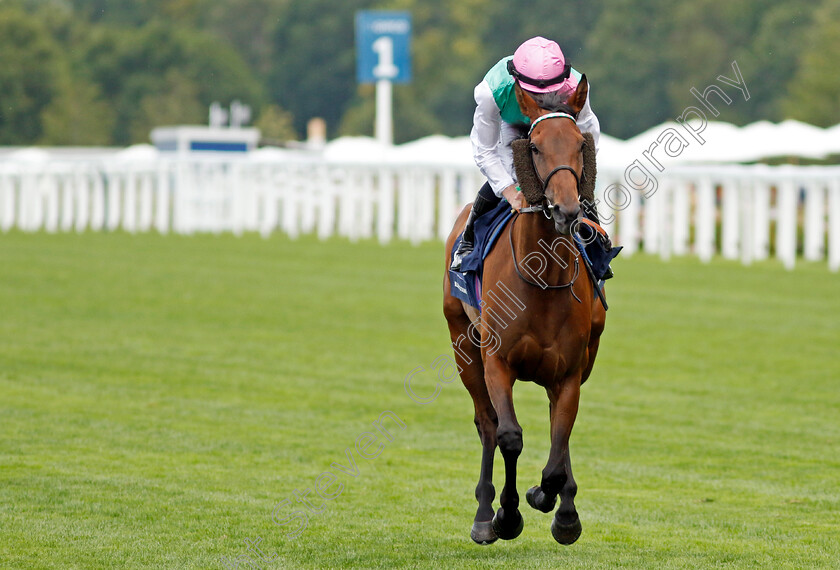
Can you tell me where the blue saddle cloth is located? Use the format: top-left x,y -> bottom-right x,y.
448,202 -> 621,310
448,201 -> 516,309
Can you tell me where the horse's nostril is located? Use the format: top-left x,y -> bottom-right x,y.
552,204 -> 579,222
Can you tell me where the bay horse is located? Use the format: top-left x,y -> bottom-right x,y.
443,76 -> 606,545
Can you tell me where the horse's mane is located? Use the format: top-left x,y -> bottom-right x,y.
543,102 -> 579,118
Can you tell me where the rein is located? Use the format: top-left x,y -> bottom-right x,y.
508,213 -> 581,302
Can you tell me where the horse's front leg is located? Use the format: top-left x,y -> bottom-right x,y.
483,353 -> 524,540
526,376 -> 583,544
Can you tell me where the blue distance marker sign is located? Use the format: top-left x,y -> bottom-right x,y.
356,11 -> 412,84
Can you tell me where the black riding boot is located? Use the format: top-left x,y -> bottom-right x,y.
450,189 -> 497,272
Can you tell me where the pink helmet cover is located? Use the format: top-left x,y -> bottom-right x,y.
511,36 -> 577,95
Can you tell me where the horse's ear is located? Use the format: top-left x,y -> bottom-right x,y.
514,81 -> 542,122
567,74 -> 589,116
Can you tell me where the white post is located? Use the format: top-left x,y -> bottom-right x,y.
695,178 -> 715,263
776,181 -> 797,270
260,180 -> 278,239
0,172 -> 14,232
60,173 -> 75,232
44,173 -> 59,233
438,169 -> 457,241
804,183 -> 825,262
206,163 -> 218,233
155,163 -> 170,234
174,162 -> 191,234
20,171 -> 34,231
377,168 -> 395,244
375,79 -> 393,147
829,179 -> 840,272
278,167 -> 295,239
359,171 -> 375,240
218,164 -> 231,233
740,180 -> 754,266
753,182 -> 770,260
415,170 -> 435,243
196,163 -> 208,233
123,170 -> 137,233
642,192 -> 659,255
91,172 -> 105,231
244,165 -> 262,233
618,182 -> 639,256
316,167 -> 334,240
75,169 -> 90,232
229,163 -> 244,237
106,172 -> 121,231
672,180 -> 690,256
397,170 -> 411,241
335,168 -> 349,238
721,180 -> 739,260
339,168 -> 357,240
297,166 -> 316,235
139,172 -> 154,232
658,181 -> 672,261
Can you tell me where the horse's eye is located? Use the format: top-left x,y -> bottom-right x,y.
530,143 -> 539,155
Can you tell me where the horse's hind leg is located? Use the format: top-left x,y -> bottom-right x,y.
468,381 -> 499,545
444,298 -> 498,544
527,377 -> 583,544
484,353 -> 524,540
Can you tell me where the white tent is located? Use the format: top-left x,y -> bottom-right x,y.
597,119 -> 840,169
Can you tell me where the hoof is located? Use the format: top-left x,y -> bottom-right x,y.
492,509 -> 524,541
470,520 -> 498,545
526,486 -> 556,513
551,514 -> 582,545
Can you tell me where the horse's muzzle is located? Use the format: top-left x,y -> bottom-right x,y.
551,203 -> 581,235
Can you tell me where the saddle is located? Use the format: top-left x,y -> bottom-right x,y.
448,201 -> 516,308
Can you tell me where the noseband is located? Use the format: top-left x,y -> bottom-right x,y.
520,112 -> 583,215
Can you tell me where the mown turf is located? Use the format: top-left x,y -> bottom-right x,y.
1,231 -> 838,569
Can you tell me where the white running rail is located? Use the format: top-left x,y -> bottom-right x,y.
1,155 -> 838,272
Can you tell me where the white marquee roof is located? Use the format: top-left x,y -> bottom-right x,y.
3,120 -> 839,169
318,120 -> 840,170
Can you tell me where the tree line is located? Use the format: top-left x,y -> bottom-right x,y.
0,0 -> 837,146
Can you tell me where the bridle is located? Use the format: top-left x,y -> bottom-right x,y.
511,111 -> 584,299
519,112 -> 583,216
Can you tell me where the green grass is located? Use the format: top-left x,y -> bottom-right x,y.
1,231 -> 838,569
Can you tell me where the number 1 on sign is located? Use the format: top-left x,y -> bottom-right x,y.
372,36 -> 399,79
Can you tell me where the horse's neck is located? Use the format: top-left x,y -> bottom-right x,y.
514,213 -> 578,277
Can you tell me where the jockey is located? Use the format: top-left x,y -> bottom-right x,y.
450,36 -> 602,272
